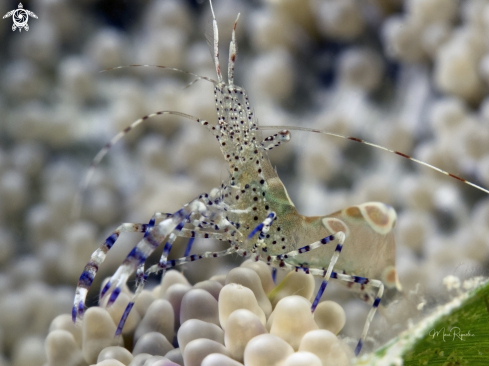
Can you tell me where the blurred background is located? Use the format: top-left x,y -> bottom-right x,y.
1,0 -> 489,364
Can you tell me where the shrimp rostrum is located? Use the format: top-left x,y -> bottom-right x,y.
72,1 -> 489,357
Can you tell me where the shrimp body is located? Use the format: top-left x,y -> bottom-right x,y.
211,81 -> 400,301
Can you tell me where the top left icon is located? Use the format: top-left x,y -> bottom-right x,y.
3,3 -> 38,32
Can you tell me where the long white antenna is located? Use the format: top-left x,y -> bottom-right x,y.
260,125 -> 489,195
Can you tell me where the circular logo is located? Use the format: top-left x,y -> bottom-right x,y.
12,9 -> 28,29
2,3 -> 38,32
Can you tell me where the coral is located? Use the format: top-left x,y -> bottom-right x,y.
44,266 -> 350,365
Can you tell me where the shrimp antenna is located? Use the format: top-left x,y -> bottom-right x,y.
99,64 -> 218,85
70,110 -> 218,220
260,125 -> 489,195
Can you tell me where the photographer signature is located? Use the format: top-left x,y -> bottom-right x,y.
429,327 -> 475,341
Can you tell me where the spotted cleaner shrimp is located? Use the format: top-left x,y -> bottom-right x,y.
72,1 -> 489,357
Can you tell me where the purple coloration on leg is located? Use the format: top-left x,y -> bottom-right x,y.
354,276 -> 369,285
174,208 -> 184,219
72,306 -> 77,322
78,270 -> 95,287
321,235 -> 334,244
184,237 -> 195,257
115,301 -> 134,336
78,302 -> 84,318
107,287 -> 121,306
137,271 -> 148,283
135,265 -> 147,286
127,247 -> 147,265
167,260 -> 176,268
272,267 -> 277,284
311,280 -> 328,312
143,217 -> 155,238
248,223 -> 264,239
355,339 -> 363,356
105,233 -> 119,249
100,281 -> 111,298
145,234 -> 160,249
162,241 -> 172,255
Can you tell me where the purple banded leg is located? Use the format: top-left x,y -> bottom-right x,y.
329,272 -> 384,356
248,212 -> 276,253
131,230 -> 179,293
115,231 -> 177,336
135,263 -> 147,289
264,233 -> 337,268
146,241 -> 238,275
272,268 -> 277,284
189,207 -> 238,235
266,238 -> 381,357
154,212 -> 173,223
310,232 -> 345,312
72,222 -> 149,322
114,301 -> 134,337
148,246 -> 237,273
106,200 -> 208,334
156,214 -> 229,239
278,265 -> 383,356
184,237 -> 195,257
123,239 -> 238,336
102,200 -> 207,308
261,233 -> 339,312
99,215 -> 157,301
316,271 -> 383,356
113,262 -> 145,337
248,212 -> 276,240
157,210 -> 239,270
180,236 -> 195,275
355,278 -> 383,356
270,234 -> 336,262
263,232 -> 343,312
